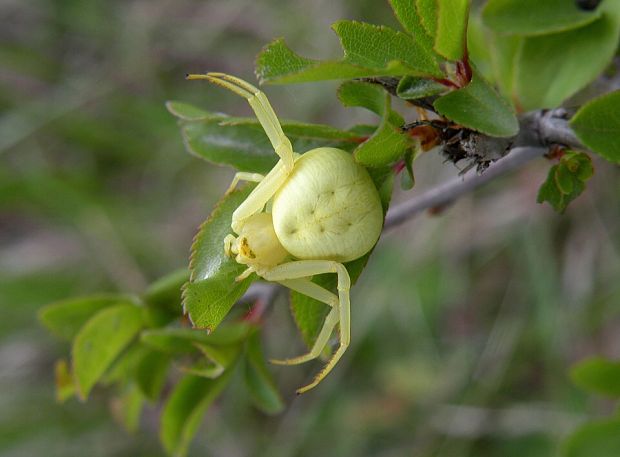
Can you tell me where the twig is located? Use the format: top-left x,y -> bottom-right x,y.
384,146 -> 547,229
385,111 -> 585,229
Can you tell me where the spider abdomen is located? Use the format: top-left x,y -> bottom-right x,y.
271,147 -> 383,263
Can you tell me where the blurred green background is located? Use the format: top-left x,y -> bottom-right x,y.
1,0 -> 620,456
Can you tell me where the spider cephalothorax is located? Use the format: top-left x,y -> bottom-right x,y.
187,73 -> 383,393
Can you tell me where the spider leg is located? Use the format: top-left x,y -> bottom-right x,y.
270,278 -> 339,366
230,161 -> 289,233
261,260 -> 351,394
225,172 -> 264,195
186,72 -> 294,171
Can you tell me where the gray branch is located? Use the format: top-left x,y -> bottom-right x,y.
385,110 -> 585,229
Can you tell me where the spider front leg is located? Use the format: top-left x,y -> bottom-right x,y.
225,172 -> 264,195
186,72 -> 295,172
261,260 -> 351,394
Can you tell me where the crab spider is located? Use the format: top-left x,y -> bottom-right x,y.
186,72 -> 383,394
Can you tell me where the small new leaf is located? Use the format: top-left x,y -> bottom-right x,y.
571,356 -> 620,398
570,90 -> 620,163
183,186 -> 256,330
396,76 -> 447,100
537,151 -> 593,213
354,95 -> 411,167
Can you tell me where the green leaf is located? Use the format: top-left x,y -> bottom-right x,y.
160,371 -> 233,457
181,120 -> 278,174
135,350 -> 170,401
338,80 -> 404,125
482,0 -> 603,36
39,294 -> 135,341
416,0 -> 439,38
515,8 -> 620,110
333,20 -> 441,77
536,152 -> 592,213
433,71 -> 519,137
388,0 -> 435,49
571,356 -> 620,397
243,331 -> 284,414
570,90 -> 620,163
434,0 -> 470,61
180,344 -> 240,379
72,304 -> 144,399
141,324 -> 251,354
396,76 -> 447,100
54,359 -> 75,403
256,21 -> 442,85
487,33 -> 522,99
175,108 -> 364,173
142,269 -> 189,313
112,384 -> 145,434
354,95 -> 411,167
563,418 -> 620,457
165,101 -> 213,121
183,186 -> 256,330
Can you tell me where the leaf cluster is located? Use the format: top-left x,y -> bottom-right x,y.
39,269 -> 283,457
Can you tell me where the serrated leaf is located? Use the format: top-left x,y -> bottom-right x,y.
256,22 -> 442,85
244,331 -> 284,414
141,324 -> 251,354
397,76 -> 447,100
388,0 -> 436,50
570,90 -> 620,163
435,0 -> 470,61
354,95 -> 411,167
333,20 -> 441,77
72,304 -> 144,399
416,0 -> 439,38
184,186 -> 255,330
135,350 -> 170,401
515,8 -> 620,110
563,418 -> 620,457
54,359 -> 75,403
160,371 -> 233,457
482,0 -> 602,36
571,356 -> 620,397
433,71 -> 519,137
39,294 -> 135,341
338,80 -> 404,125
